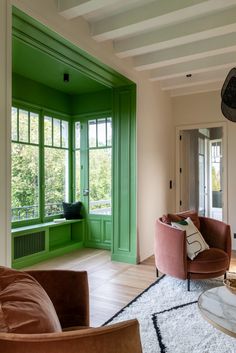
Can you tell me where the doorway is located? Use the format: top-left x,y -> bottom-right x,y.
177,125 -> 227,221
75,116 -> 112,249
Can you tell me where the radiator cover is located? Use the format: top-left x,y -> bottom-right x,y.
14,231 -> 45,259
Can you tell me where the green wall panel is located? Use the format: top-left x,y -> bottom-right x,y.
13,73 -> 72,114
112,86 -> 137,264
49,224 -> 71,249
103,220 -> 112,244
87,219 -> 101,243
72,89 -> 112,115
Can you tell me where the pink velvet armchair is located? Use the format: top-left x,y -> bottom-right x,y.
154,211 -> 231,290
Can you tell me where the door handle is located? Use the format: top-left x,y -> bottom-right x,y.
83,189 -> 89,196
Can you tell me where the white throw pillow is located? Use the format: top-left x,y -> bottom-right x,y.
171,217 -> 209,260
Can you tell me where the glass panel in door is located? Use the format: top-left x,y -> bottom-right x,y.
210,139 -> 223,220
88,118 -> 112,216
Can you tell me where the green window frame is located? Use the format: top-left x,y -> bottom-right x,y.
74,121 -> 81,201
11,106 -> 40,225
11,102 -> 71,228
73,116 -> 112,215
88,117 -> 112,215
43,114 -> 70,218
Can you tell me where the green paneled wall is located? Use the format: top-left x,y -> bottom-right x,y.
72,89 -> 112,115
13,73 -> 112,116
112,86 -> 137,264
13,73 -> 72,114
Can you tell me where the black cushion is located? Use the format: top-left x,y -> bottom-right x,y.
62,201 -> 83,220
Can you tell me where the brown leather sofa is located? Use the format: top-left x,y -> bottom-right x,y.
154,211 -> 231,290
0,269 -> 142,353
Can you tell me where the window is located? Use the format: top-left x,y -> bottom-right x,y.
11,107 -> 40,221
44,116 -> 69,217
88,118 -> 112,215
11,106 -> 70,224
75,121 -> 81,200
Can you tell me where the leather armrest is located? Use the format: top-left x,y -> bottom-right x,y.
154,219 -> 187,279
0,319 -> 142,353
199,217 -> 231,260
26,270 -> 89,329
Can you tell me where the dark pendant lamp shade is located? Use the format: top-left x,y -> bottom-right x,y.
221,67 -> 236,122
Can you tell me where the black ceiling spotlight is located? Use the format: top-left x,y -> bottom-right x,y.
186,74 -> 192,78
221,68 -> 236,122
63,73 -> 70,82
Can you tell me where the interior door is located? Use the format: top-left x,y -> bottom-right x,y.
74,116 -> 112,249
178,127 -> 223,221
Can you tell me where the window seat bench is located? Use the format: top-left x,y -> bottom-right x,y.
12,219 -> 84,269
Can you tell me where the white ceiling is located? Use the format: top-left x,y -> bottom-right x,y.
58,0 -> 236,96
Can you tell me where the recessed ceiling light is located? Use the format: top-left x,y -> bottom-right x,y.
63,73 -> 70,82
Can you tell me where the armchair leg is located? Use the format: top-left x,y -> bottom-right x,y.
187,276 -> 190,292
156,268 -> 159,277
224,272 -> 227,280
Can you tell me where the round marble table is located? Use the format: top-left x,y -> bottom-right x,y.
198,286 -> 236,338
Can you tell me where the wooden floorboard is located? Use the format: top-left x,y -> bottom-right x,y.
24,248 -> 236,326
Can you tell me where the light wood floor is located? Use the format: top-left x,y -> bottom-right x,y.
24,249 -> 236,326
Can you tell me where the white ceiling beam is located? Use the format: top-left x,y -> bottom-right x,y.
149,52 -> 236,81
170,82 -> 222,97
58,0 -> 119,19
134,32 -> 236,71
114,8 -> 236,58
159,67 -> 229,90
162,78 -> 224,91
91,0 -> 236,41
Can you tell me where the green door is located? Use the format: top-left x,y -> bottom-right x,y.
74,116 -> 112,250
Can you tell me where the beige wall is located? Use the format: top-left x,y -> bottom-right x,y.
0,0 -> 175,265
137,82 -> 175,261
0,0 -> 11,266
173,91 -> 236,249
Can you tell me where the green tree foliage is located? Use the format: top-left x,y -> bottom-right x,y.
89,148 -> 111,211
212,166 -> 221,191
44,148 -> 67,216
11,143 -> 39,219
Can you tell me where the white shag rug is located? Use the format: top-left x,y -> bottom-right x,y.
103,275 -> 236,353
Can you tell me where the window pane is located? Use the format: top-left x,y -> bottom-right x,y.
199,137 -> 204,154
89,120 -> 96,147
19,109 -> 29,143
11,107 -> 18,141
11,143 -> 39,221
44,116 -> 52,146
89,148 -> 111,215
44,148 -> 68,217
53,119 -> 61,147
107,118 -> 112,146
97,119 -> 106,147
75,122 -> 80,149
198,154 -> 205,216
61,120 -> 68,148
30,112 -> 39,144
75,150 -> 80,200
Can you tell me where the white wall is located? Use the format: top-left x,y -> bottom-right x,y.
0,0 -> 175,264
0,0 -> 11,266
173,90 -> 236,249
